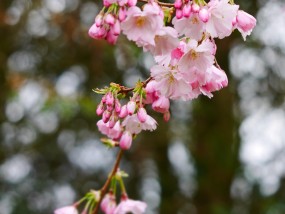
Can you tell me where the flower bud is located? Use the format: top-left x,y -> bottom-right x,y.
105,14 -> 115,26
115,99 -> 121,113
96,103 -> 104,116
108,115 -> 117,128
103,110 -> 111,123
175,9 -> 183,19
95,14 -> 103,27
112,20 -> 121,36
127,101 -> 136,115
163,111 -> 171,122
106,32 -> 118,45
127,0 -> 137,7
54,206 -> 78,214
119,105 -> 128,118
183,4 -> 191,18
174,0 -> 182,9
191,3 -> 200,13
137,107 -> 147,123
152,96 -> 170,113
101,193 -> 116,214
118,7 -> 127,22
106,92 -> 114,106
236,10 -> 256,32
119,131 -> 132,150
199,8 -> 209,23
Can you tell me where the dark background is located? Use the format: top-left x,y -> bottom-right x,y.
1,0 -> 285,213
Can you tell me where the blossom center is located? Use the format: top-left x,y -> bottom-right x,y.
191,17 -> 199,24
136,17 -> 146,27
190,50 -> 199,60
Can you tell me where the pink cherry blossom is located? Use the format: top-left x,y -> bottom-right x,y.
206,0 -> 239,39
119,131 -> 133,150
236,10 -> 256,40
150,64 -> 192,101
137,107 -> 148,123
97,120 -> 122,140
152,96 -> 170,113
122,114 -> 157,134
146,27 -> 179,61
114,199 -> 147,214
199,8 -> 210,23
54,206 -> 78,214
178,39 -> 215,74
120,3 -> 163,47
200,65 -> 228,98
172,13 -> 205,41
127,100 -> 136,115
101,193 -> 117,214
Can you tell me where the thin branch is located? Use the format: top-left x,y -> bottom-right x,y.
119,76 -> 153,94
92,149 -> 124,214
138,0 -> 174,7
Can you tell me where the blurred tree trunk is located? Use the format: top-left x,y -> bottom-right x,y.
191,37 -> 240,214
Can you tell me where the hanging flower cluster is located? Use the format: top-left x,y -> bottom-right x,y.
55,0 -> 256,213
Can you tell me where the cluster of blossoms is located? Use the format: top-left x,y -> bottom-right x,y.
55,0 -> 256,213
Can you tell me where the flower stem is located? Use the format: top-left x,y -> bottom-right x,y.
92,149 -> 124,214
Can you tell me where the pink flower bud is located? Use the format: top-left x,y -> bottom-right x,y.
127,101 -> 136,115
174,0 -> 182,9
95,14 -> 103,27
163,111 -> 171,122
101,193 -> 117,214
127,0 -> 137,7
191,3 -> 200,13
112,20 -> 121,36
183,4 -> 191,18
108,115 -> 117,128
103,0 -> 112,7
115,99 -> 121,113
175,9 -> 183,19
118,7 -> 127,22
119,131 -> 132,150
103,110 -> 111,123
96,103 -> 104,116
54,205 -> 78,214
106,92 -> 114,106
106,32 -> 118,45
137,107 -> 147,123
236,10 -> 256,32
105,14 -> 116,26
199,8 -> 209,23
152,96 -> 170,113
119,105 -> 128,118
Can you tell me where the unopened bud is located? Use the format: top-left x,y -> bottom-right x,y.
96,103 -> 104,116
102,110 -> 111,123
127,101 -> 136,115
183,4 -> 191,18
191,3 -> 200,13
119,131 -> 132,150
199,8 -> 209,23
137,107 -> 147,123
119,105 -> 128,118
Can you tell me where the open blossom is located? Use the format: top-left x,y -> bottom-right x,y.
200,65 -> 228,98
172,13 -> 205,41
121,3 -> 163,47
54,206 -> 78,214
101,193 -> 117,214
178,39 -> 215,73
144,27 -> 179,63
114,199 -> 147,214
206,0 -> 239,39
97,120 -> 122,140
236,10 -> 256,40
150,64 -> 192,100
122,114 -> 157,134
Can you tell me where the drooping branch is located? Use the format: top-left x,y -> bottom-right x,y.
92,149 -> 124,214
